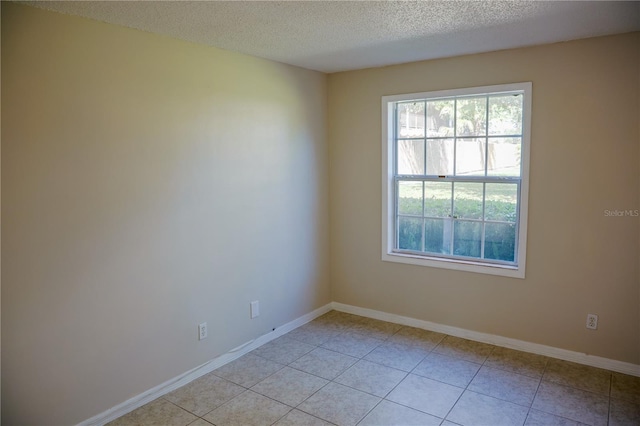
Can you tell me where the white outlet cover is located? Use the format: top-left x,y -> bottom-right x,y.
199,322 -> 208,340
250,301 -> 260,319
586,314 -> 598,330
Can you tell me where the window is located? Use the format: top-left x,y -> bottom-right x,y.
382,83 -> 531,278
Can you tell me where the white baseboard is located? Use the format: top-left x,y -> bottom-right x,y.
331,302 -> 640,377
78,303 -> 333,426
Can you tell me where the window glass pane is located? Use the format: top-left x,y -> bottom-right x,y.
398,140 -> 425,175
487,138 -> 521,177
455,138 -> 486,176
456,97 -> 487,136
454,182 -> 483,220
398,181 -> 423,215
453,220 -> 481,257
488,94 -> 523,136
424,181 -> 451,218
398,217 -> 422,251
426,139 -> 454,175
484,222 -> 516,262
398,102 -> 425,138
426,99 -> 454,137
485,183 -> 518,222
424,218 -> 452,254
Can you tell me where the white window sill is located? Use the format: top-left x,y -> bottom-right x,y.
382,251 -> 525,279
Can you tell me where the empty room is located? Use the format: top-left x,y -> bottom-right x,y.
1,1 -> 639,425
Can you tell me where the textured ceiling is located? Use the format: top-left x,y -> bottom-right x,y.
25,1 -> 640,73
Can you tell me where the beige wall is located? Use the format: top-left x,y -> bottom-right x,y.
1,3 -> 329,425
329,33 -> 640,364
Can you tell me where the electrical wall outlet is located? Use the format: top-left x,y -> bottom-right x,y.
198,322 -> 208,340
250,300 -> 260,319
586,314 -> 598,330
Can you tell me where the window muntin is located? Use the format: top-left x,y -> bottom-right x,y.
383,83 -> 531,277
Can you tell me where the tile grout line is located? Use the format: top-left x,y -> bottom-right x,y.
270,316 -> 390,425
335,318 -> 400,425
354,324 -> 433,425
335,317 -> 441,424
359,329 -> 462,423
256,338 -> 338,425
523,356 -> 549,426
439,342 -> 496,424
606,371 -> 612,426
200,338 -> 318,425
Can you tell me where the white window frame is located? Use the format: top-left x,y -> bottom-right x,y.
382,82 -> 531,279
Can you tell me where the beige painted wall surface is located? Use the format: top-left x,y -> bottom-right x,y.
1,3 -> 329,424
329,33 -> 640,364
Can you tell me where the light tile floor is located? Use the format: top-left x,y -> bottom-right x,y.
109,311 -> 640,426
